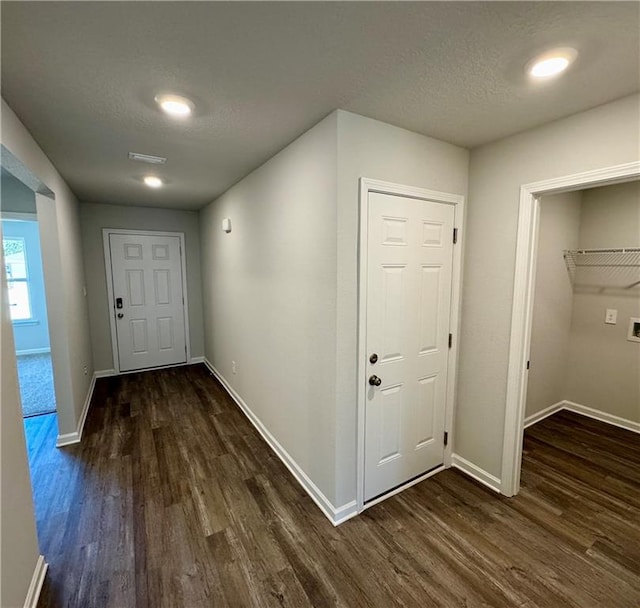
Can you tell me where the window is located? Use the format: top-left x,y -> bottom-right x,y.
3,236 -> 33,321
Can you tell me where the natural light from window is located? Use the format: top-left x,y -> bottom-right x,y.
3,236 -> 33,321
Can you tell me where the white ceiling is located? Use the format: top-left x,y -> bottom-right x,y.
2,2 -> 638,210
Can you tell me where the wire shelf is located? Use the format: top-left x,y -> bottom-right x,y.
563,248 -> 640,291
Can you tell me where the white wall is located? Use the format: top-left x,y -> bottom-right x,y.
2,219 -> 51,353
200,112 -> 339,505
526,192 -> 581,417
2,98 -> 93,437
79,202 -> 204,371
462,93 -> 640,479
565,181 -> 640,422
334,110 -> 469,506
200,110 -> 469,510
0,242 -> 41,608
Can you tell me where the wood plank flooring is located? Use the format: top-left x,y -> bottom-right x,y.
23,364 -> 640,607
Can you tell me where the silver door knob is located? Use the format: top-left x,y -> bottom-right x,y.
368,375 -> 382,387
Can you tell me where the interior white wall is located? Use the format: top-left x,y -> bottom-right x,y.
199,109 -> 469,510
0,242 -> 41,608
462,93 -> 640,480
79,202 -> 205,371
335,110 -> 469,506
564,181 -> 640,422
2,98 -> 93,437
200,112 -> 339,505
525,192 -> 581,417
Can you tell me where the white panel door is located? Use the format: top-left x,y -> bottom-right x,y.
109,233 -> 187,372
364,192 -> 455,502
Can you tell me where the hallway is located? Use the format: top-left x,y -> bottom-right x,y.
25,364 -> 640,607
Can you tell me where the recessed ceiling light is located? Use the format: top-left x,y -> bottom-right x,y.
143,175 -> 163,188
154,93 -> 194,117
527,47 -> 577,79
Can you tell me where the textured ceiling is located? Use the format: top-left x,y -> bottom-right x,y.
2,2 -> 639,210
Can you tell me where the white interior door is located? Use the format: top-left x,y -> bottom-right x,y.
108,232 -> 187,372
364,192 -> 455,502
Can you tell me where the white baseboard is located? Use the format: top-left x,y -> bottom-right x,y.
203,358 -> 356,526
56,371 -> 96,447
16,347 -> 51,356
524,400 -> 640,435
562,401 -> 640,434
190,356 -> 205,364
451,454 -> 502,493
94,368 -> 116,378
333,500 -> 358,525
523,401 -> 565,429
23,555 -> 47,608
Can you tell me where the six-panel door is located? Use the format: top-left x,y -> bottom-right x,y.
364,192 -> 455,502
109,233 -> 187,372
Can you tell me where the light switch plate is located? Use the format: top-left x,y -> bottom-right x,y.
605,309 -> 618,324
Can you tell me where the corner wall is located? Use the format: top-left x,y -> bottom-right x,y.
565,181 -> 640,422
2,98 -> 93,437
80,202 -> 204,372
526,191 -> 581,418
200,109 -> 469,514
462,93 -> 640,479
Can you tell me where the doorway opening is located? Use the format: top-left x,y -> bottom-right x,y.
502,161 -> 640,497
3,219 -> 56,418
525,181 -> 639,432
1,170 -> 56,419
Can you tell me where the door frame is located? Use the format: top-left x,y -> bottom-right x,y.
102,228 -> 191,374
501,161 -> 640,497
356,178 -> 465,513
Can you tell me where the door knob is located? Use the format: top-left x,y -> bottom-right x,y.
368,375 -> 382,387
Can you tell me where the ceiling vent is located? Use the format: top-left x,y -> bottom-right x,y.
128,152 -> 167,164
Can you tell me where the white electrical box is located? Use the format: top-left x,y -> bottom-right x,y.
605,309 -> 618,325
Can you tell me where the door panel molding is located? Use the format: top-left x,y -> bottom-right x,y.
102,228 -> 191,374
357,178 -> 465,513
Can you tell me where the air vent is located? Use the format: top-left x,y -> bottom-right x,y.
128,152 -> 167,164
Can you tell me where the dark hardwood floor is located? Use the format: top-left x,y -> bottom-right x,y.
24,365 -> 640,607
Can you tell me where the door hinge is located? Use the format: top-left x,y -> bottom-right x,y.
444,431 -> 449,447
448,333 -> 453,349
526,360 -> 530,370
453,228 -> 458,244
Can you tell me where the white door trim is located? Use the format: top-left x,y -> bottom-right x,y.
356,177 -> 465,513
502,161 -> 640,497
102,228 -> 191,374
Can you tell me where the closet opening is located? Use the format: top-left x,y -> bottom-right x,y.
502,161 -> 640,497
525,180 -> 639,433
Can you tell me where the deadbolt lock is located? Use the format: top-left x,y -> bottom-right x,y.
369,353 -> 378,364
